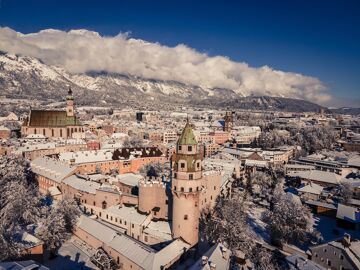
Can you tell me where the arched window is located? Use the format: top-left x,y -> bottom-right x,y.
102,201 -> 107,209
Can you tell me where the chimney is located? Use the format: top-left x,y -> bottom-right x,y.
201,256 -> 208,266
344,233 -> 351,246
210,262 -> 216,270
222,246 -> 229,259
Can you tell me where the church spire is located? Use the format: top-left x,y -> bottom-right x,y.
66,87 -> 75,117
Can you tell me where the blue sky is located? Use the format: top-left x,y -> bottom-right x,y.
0,0 -> 359,106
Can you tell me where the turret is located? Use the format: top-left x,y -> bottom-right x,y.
171,120 -> 203,246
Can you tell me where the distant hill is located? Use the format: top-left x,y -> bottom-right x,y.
203,96 -> 327,112
329,107 -> 360,115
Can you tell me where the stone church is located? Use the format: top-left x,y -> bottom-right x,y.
22,88 -> 83,138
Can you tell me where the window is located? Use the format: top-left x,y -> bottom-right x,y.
189,188 -> 193,192
145,236 -> 148,242
327,260 -> 331,266
178,145 -> 182,151
174,172 -> 177,178
197,162 -> 200,168
106,214 -> 109,219
125,221 -> 127,225
324,248 -> 327,253
180,162 -> 185,168
214,186 -> 216,190
340,254 -> 344,260
93,202 -> 96,206
110,216 -> 113,221
184,215 -> 188,220
115,218 -> 117,222
189,174 -> 193,180
174,186 -> 177,191
132,224 -> 134,228
165,200 -> 168,205
181,187 -> 184,192
120,219 -> 122,224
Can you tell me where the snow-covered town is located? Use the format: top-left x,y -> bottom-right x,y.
1,1 -> 360,270
1,87 -> 360,269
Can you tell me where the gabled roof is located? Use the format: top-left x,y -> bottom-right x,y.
336,204 -> 360,223
27,110 -> 81,127
177,122 -> 197,145
298,183 -> 323,195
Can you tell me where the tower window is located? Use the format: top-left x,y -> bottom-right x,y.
189,174 -> 193,180
184,215 -> 188,220
188,146 -> 192,151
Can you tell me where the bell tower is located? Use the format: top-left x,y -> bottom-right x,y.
171,120 -> 203,246
224,111 -> 233,132
66,87 -> 74,117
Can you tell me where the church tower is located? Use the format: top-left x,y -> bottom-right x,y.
224,111 -> 233,132
171,120 -> 203,246
66,87 -> 75,117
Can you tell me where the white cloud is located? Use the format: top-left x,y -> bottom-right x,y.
0,27 -> 331,104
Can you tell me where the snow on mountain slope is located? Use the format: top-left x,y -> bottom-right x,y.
0,52 -> 326,111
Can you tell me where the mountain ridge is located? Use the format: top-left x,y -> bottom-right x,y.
0,52 -> 332,112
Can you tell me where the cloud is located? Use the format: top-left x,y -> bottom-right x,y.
0,27 -> 331,104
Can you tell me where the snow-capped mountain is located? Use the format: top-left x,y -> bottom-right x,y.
0,52 -> 325,112
0,52 -> 237,102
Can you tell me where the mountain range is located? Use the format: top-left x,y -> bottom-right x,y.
0,52 -> 337,112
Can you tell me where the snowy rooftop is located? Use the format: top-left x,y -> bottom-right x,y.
189,243 -> 231,270
76,216 -> 189,270
336,204 -> 360,223
62,175 -> 101,194
105,205 -> 148,225
59,149 -> 114,164
77,215 -> 118,244
297,183 -> 323,195
116,173 -> 144,187
143,221 -> 172,241
31,156 -> 77,183
245,159 -> 268,168
285,254 -> 325,270
288,170 -> 344,185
